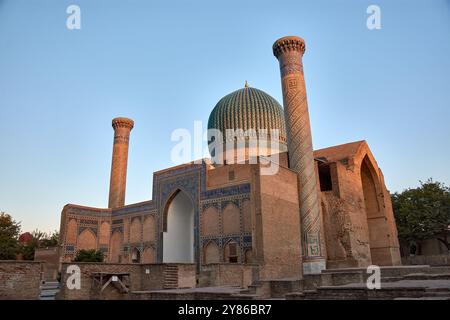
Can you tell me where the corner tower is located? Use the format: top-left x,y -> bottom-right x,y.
108,117 -> 134,208
273,36 -> 326,274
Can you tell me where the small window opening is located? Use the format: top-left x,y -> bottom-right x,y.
318,163 -> 333,191
228,242 -> 238,263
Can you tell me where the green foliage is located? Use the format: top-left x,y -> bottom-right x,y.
40,231 -> 59,248
392,179 -> 450,252
73,249 -> 104,262
0,212 -> 21,260
21,239 -> 38,260
21,230 -> 59,260
0,211 -> 59,260
31,229 -> 59,248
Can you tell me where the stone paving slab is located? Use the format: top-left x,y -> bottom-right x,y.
331,279 -> 450,289
133,285 -> 245,294
322,265 -> 431,274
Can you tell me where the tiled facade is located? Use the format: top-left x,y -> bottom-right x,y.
59,161 -> 257,270
58,35 -> 401,281
59,140 -> 401,277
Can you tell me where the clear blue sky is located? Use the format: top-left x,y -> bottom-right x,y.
0,0 -> 449,233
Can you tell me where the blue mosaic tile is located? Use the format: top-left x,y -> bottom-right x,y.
201,183 -> 250,200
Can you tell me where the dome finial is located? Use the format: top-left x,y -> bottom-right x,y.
244,80 -> 249,88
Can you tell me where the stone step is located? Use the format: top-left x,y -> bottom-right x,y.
230,293 -> 259,300
164,265 -> 179,289
402,273 -> 450,280
425,287 -> 450,292
394,297 -> 450,300
380,276 -> 404,282
422,292 -> 450,297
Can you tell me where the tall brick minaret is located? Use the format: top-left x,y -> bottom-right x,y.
108,117 -> 134,208
273,36 -> 326,274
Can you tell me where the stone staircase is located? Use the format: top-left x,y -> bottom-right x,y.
163,265 -> 179,289
286,268 -> 450,300
230,279 -> 302,300
230,281 -> 270,299
133,265 -> 450,300
39,281 -> 60,300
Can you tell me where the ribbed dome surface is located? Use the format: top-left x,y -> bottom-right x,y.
207,86 -> 287,143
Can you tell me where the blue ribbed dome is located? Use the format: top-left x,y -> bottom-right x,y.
207,86 -> 287,144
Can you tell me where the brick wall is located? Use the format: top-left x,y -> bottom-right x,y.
200,263 -> 259,288
140,264 -> 165,290
34,247 -> 59,281
177,264 -> 196,288
255,165 -> 302,280
0,261 -> 43,300
402,254 -> 450,266
58,263 -> 141,300
58,263 -> 196,299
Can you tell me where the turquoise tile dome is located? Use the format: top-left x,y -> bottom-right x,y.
207,85 -> 287,149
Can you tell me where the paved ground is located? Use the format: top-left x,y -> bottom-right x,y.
337,279 -> 450,289
137,285 -> 245,294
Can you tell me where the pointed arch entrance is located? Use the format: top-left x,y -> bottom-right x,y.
162,189 -> 195,263
361,155 -> 389,265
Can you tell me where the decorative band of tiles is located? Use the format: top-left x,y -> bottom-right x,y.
201,183 -> 251,200
112,204 -> 155,216
78,226 -> 97,236
79,219 -> 98,225
111,226 -> 123,234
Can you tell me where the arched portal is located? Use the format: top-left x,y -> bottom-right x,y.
162,190 -> 195,263
361,155 -> 388,265
77,229 -> 97,251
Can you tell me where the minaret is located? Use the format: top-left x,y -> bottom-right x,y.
108,117 -> 134,208
273,36 -> 326,274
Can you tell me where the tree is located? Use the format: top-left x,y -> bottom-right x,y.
20,229 -> 60,260
392,179 -> 450,254
73,249 -> 104,262
40,231 -> 59,248
0,212 -> 21,260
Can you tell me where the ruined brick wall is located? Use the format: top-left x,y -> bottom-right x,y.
139,264 -> 165,290
319,141 -> 401,268
58,263 -> 196,299
140,264 -> 196,290
58,263 -> 142,300
0,261 -> 43,300
200,263 -> 259,288
34,247 -> 59,281
177,264 -> 197,288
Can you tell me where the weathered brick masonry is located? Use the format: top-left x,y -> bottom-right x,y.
0,261 -> 43,300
